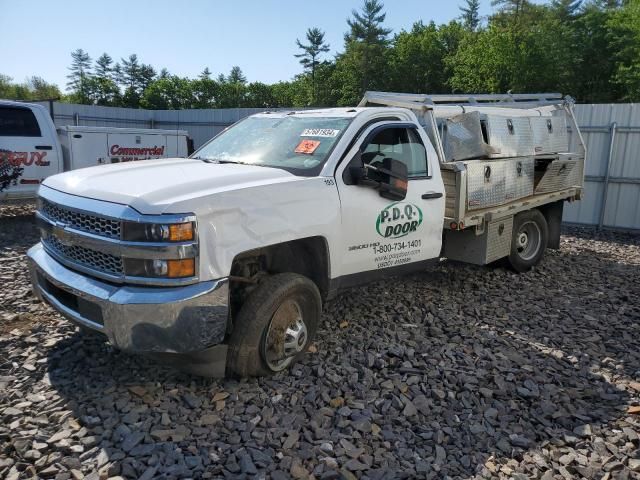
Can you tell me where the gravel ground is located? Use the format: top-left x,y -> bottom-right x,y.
1,204 -> 639,480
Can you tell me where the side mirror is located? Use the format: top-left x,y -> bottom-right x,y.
350,155 -> 408,201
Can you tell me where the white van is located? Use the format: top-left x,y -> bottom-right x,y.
0,100 -> 189,201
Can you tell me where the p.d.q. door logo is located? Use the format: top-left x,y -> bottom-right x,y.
376,202 -> 423,238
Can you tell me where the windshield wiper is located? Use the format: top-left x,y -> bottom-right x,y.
193,157 -> 239,164
194,157 -> 269,167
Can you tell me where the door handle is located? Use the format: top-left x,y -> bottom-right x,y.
421,192 -> 443,199
35,145 -> 53,150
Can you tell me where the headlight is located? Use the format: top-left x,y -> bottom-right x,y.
124,258 -> 196,278
123,221 -> 194,242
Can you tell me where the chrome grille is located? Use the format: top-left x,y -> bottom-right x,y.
44,235 -> 124,277
41,200 -> 121,239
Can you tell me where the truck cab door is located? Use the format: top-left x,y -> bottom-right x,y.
0,104 -> 61,199
335,121 -> 445,278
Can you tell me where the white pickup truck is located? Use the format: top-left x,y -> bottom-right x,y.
0,99 -> 189,201
27,92 -> 586,377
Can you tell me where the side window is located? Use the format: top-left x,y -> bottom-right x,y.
362,126 -> 428,178
0,107 -> 42,137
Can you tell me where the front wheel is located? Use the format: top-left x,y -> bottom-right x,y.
507,209 -> 548,272
226,273 -> 321,377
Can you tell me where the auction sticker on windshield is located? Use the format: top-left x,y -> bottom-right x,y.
300,129 -> 340,137
295,139 -> 321,154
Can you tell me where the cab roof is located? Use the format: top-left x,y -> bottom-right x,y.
252,107 -> 396,119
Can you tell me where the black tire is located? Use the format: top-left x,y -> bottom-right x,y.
226,273 -> 321,377
507,209 -> 549,273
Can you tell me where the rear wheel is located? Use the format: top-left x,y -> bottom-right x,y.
226,273 -> 321,377
507,209 -> 548,272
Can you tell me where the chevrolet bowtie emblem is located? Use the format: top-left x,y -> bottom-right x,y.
52,223 -> 73,246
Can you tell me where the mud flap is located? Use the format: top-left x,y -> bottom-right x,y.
540,201 -> 564,250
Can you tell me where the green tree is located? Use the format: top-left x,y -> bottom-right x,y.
0,74 -> 14,99
223,66 -> 247,107
607,0 -> 640,100
95,53 -> 114,79
571,2 -> 619,101
66,49 -> 92,103
460,0 -> 482,30
191,76 -> 219,108
335,0 -> 392,105
25,76 -> 61,100
386,21 -> 462,94
228,66 -> 247,84
550,0 -> 583,21
119,55 -> 156,107
140,76 -> 196,109
295,27 -> 331,105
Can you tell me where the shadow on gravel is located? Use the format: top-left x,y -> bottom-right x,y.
0,213 -> 38,250
39,228 -> 639,479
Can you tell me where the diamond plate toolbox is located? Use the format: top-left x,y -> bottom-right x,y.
535,156 -> 583,194
505,157 -> 534,202
466,160 -> 506,210
485,115 -> 535,158
530,116 -> 569,155
466,158 -> 534,210
486,216 -> 513,264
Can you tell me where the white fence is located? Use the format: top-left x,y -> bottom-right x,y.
36,101 -> 640,231
565,104 -> 640,230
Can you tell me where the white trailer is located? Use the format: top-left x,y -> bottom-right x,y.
0,100 -> 189,201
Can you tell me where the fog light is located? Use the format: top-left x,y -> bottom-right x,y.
147,259 -> 169,276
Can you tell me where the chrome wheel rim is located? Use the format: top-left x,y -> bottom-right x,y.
263,299 -> 308,371
516,220 -> 541,261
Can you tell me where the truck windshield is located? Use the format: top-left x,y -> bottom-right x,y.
192,116 -> 352,174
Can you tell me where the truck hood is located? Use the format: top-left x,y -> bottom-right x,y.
43,158 -> 303,214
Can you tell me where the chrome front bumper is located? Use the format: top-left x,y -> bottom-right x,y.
28,243 -> 230,355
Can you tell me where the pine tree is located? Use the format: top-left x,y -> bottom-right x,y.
66,49 -> 92,103
345,0 -> 391,44
228,66 -> 247,84
491,0 -> 529,16
121,54 -> 141,90
295,28 -> 330,105
338,0 -> 391,103
200,67 -> 212,80
95,53 -> 114,79
551,0 -> 583,21
226,67 -> 247,107
119,55 -> 156,108
460,0 -> 482,30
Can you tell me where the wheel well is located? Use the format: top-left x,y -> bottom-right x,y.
229,237 -> 330,318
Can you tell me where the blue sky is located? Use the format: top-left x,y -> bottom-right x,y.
0,0 -> 497,90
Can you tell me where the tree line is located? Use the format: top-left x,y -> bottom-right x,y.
1,0 -> 638,109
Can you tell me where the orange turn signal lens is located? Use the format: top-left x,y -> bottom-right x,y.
167,258 -> 195,278
169,223 -> 194,242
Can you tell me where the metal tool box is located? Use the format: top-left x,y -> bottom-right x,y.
530,116 -> 569,155
464,157 -> 534,210
443,112 -> 537,161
